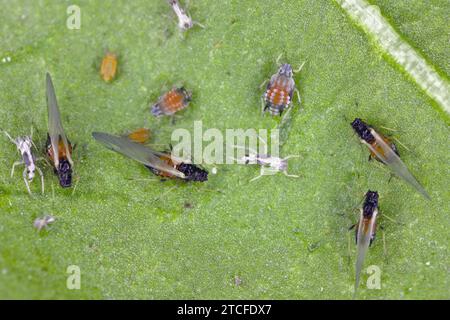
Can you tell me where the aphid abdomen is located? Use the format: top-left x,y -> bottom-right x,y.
127,128 -> 150,144
100,52 -> 118,82
177,163 -> 208,182
370,134 -> 399,162
58,159 -> 72,188
264,76 -> 295,116
151,87 -> 192,116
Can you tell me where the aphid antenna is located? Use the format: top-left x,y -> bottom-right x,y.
190,183 -> 223,194
392,137 -> 411,152
379,125 -> 399,133
381,212 -> 404,226
148,186 -> 176,204
36,166 -> 44,195
3,130 -> 16,144
275,53 -> 284,66
293,61 -> 306,74
259,79 -> 269,90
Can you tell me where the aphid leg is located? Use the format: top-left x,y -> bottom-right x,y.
11,160 -> 24,178
379,126 -> 398,132
260,97 -> 266,115
392,137 -> 411,152
382,213 -> 403,225
193,20 -> 205,29
295,88 -> 302,105
283,155 -> 301,161
388,173 -> 395,184
348,223 -> 356,231
36,156 -> 51,167
280,105 -> 292,124
347,230 -> 353,265
22,167 -> 32,195
368,154 -> 372,162
71,176 -> 80,196
283,170 -> 299,178
259,79 -> 268,89
249,173 -> 264,182
36,166 -> 45,194
149,186 -> 176,204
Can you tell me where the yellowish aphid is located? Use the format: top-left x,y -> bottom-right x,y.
127,128 -> 151,144
100,52 -> 118,82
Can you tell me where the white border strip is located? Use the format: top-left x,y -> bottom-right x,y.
336,0 -> 450,114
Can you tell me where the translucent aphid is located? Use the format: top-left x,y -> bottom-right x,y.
4,129 -> 44,195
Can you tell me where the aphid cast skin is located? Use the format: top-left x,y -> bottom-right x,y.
354,191 -> 379,293
151,87 -> 192,117
46,73 -> 74,188
167,0 -> 204,31
4,131 -> 44,195
92,132 -> 208,182
351,118 -> 430,200
33,215 -> 55,232
100,52 -> 118,82
232,135 -> 300,182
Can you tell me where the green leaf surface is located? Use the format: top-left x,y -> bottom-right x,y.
0,0 -> 448,299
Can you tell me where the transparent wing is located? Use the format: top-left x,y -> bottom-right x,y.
46,73 -> 73,166
354,212 -> 377,294
368,130 -> 430,200
92,132 -> 185,179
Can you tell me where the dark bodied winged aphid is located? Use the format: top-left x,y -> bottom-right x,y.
354,190 -> 379,295
351,118 -> 430,200
92,132 -> 208,182
46,73 -> 74,188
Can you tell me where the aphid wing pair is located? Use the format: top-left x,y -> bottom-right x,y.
46,73 -> 73,167
92,132 -> 185,179
355,209 -> 378,292
368,130 -> 430,199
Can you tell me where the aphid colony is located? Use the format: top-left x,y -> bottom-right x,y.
1,1 -> 433,298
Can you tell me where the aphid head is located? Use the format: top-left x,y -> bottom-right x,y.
57,159 -> 72,188
351,118 -> 375,143
177,12 -> 193,31
27,168 -> 35,181
179,87 -> 192,102
177,163 -> 208,182
363,190 -> 379,217
278,64 -> 293,78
